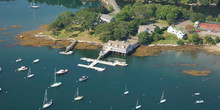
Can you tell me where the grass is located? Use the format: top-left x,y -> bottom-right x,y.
153,31 -> 179,44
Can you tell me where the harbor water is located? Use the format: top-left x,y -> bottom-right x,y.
1,0 -> 220,110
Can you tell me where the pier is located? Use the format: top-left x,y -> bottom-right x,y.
78,57 -> 127,72
65,40 -> 77,53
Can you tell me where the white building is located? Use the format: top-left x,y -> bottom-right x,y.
194,21 -> 200,27
102,40 -> 139,55
100,14 -> 115,23
167,26 -> 186,39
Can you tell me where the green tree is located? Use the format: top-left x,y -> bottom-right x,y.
217,14 -> 220,22
182,35 -> 188,40
204,36 -> 216,44
49,11 -> 74,30
154,26 -> 161,34
137,32 -> 153,44
215,37 -> 220,43
206,15 -> 214,21
192,33 -> 203,45
177,40 -> 184,45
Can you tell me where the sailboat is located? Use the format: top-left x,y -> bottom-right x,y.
42,89 -> 52,109
74,88 -> 83,101
159,91 -> 166,104
27,67 -> 34,78
50,69 -> 62,88
135,98 -> 141,109
30,0 -> 39,9
124,85 -> 129,95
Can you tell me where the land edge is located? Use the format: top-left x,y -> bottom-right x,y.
13,25 -> 220,57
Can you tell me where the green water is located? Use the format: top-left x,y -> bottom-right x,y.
1,0 -> 220,110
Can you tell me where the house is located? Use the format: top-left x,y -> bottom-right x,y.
197,23 -> 220,32
100,14 -> 115,23
102,40 -> 139,55
138,24 -> 166,34
194,21 -> 200,27
138,25 -> 150,34
167,26 -> 186,39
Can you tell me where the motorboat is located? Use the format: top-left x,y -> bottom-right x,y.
59,51 -> 73,55
196,100 -> 204,104
30,0 -> 39,9
79,75 -> 88,82
56,69 -> 68,75
16,58 -> 22,63
194,93 -> 200,96
18,66 -> 28,71
33,59 -> 40,63
42,89 -> 52,109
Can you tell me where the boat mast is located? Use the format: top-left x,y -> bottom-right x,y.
76,88 -> 79,97
27,67 -> 31,76
43,89 -> 48,106
125,85 -> 127,91
161,91 -> 164,101
136,99 -> 139,106
54,69 -> 57,83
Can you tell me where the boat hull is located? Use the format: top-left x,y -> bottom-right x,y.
27,74 -> 34,78
124,91 -> 129,95
43,101 -> 52,109
160,99 -> 166,104
135,105 -> 141,109
50,82 -> 62,88
74,96 -> 83,101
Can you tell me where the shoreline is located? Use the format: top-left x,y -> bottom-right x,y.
14,25 -> 220,57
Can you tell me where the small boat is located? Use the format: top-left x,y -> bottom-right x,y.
27,67 -> 34,78
0,67 -> 2,72
135,98 -> 141,109
18,66 -> 28,71
0,88 -> 2,92
16,58 -> 22,63
30,0 -> 39,9
33,59 -> 40,63
74,88 -> 83,101
194,93 -> 200,96
59,51 -> 73,55
124,85 -> 129,95
159,91 -> 166,104
42,89 -> 52,109
50,69 -> 62,88
79,75 -> 88,82
196,100 -> 204,104
56,69 -> 68,75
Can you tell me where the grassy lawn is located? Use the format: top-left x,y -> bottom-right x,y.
153,31 -> 179,44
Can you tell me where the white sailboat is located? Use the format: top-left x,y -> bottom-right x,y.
135,98 -> 141,109
42,89 -> 52,109
160,91 -> 166,104
30,0 -> 39,9
27,67 -> 34,78
124,85 -> 129,95
16,58 -> 22,63
74,88 -> 83,101
50,69 -> 62,88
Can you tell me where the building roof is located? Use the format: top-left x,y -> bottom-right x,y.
198,23 -> 220,31
104,40 -> 130,50
138,25 -> 149,32
170,26 -> 185,33
100,14 -> 114,21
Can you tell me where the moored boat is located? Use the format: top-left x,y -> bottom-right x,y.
135,98 -> 141,109
74,88 -> 83,101
124,85 -> 129,95
0,67 -> 1,72
30,0 -> 39,9
50,69 -> 62,88
160,91 -> 166,104
33,59 -> 40,63
79,75 -> 88,82
42,89 -> 52,109
16,58 -> 22,63
27,67 -> 34,78
194,92 -> 200,96
196,100 -> 204,104
18,66 -> 28,71
56,69 -> 68,75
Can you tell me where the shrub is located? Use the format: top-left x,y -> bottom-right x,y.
215,37 -> 220,43
182,35 -> 188,40
177,40 -> 184,45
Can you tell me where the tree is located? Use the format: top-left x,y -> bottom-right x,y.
206,15 -> 214,21
217,14 -> 220,22
137,32 -> 153,44
154,26 -> 161,34
204,36 -> 215,44
153,33 -> 164,41
215,37 -> 220,43
182,35 -> 188,40
98,6 -> 109,14
49,11 -> 74,30
192,33 -> 203,45
177,40 -> 184,45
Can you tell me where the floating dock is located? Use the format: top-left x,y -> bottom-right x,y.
77,57 -> 127,72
